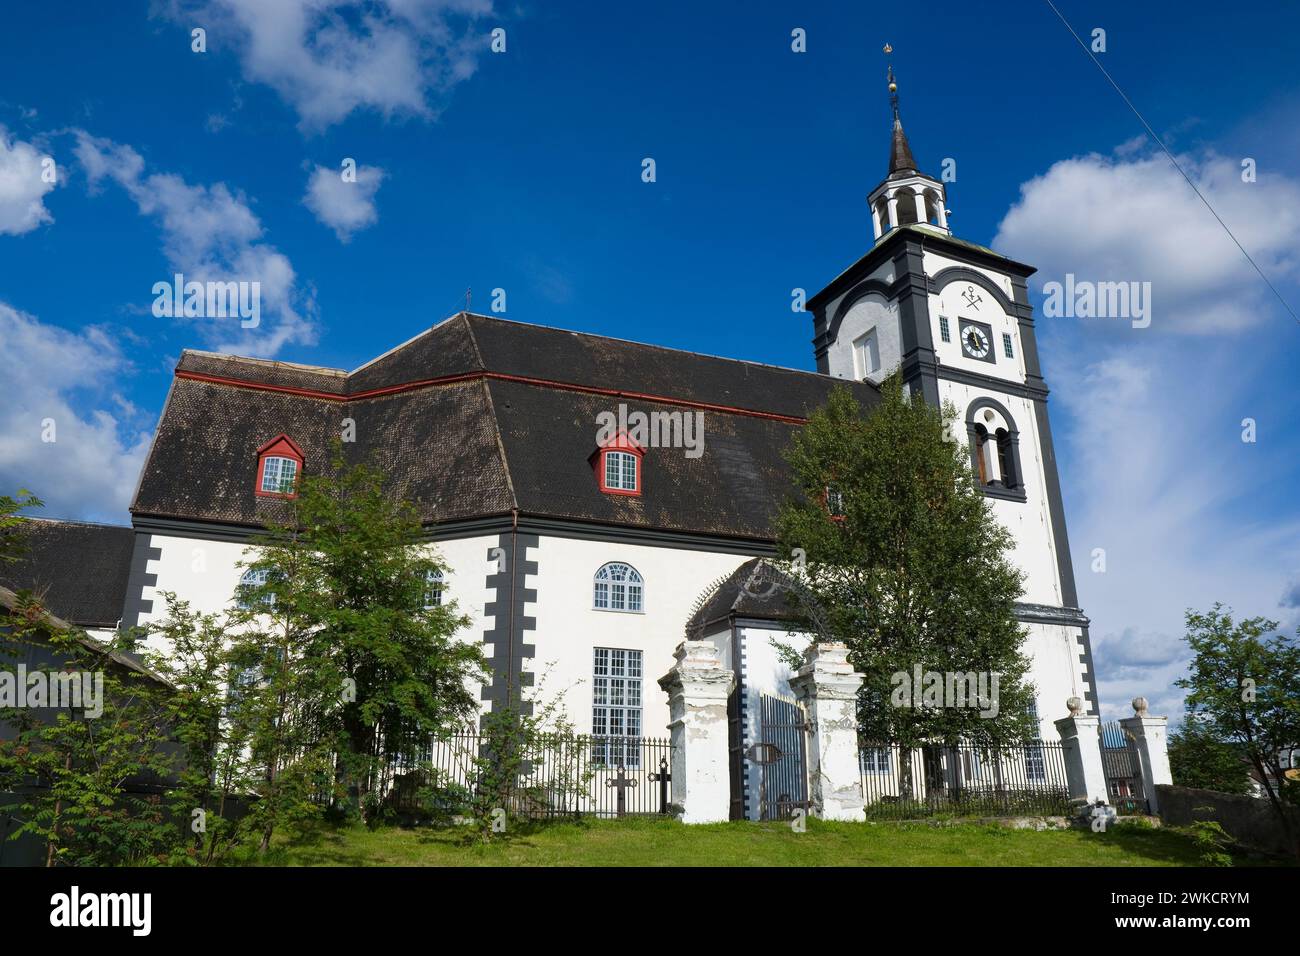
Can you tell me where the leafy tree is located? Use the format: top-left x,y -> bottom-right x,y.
1,490 -> 175,865
1168,719 -> 1251,795
0,602 -> 176,866
239,447 -> 486,827
0,489 -> 42,567
227,533 -> 339,852
775,378 -> 1037,793
145,593 -> 251,864
1174,604 -> 1300,857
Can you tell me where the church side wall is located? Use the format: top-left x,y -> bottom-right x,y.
528,535 -> 757,742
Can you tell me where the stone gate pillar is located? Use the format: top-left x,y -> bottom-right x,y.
1120,697 -> 1172,814
658,640 -> 734,824
789,642 -> 866,821
1054,696 -> 1109,805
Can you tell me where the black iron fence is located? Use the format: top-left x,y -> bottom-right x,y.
859,739 -> 1071,819
387,731 -> 674,820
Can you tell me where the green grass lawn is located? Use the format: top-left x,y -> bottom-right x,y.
247,816 -> 1287,867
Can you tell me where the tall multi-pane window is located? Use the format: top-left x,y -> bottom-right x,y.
861,747 -> 891,774
939,315 -> 951,343
603,450 -> 638,492
592,647 -> 643,767
422,569 -> 444,608
1002,332 -> 1015,359
1024,698 -> 1046,781
593,562 -> 643,612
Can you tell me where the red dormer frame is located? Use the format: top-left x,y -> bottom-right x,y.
255,434 -> 304,499
592,431 -> 644,497
821,483 -> 846,524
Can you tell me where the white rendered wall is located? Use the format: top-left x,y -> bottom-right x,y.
133,532 -> 498,665
527,536 -> 757,740
825,295 -> 902,385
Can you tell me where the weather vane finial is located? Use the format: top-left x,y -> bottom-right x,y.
883,43 -> 900,122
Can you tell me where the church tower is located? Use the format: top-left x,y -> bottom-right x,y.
805,50 -> 1099,721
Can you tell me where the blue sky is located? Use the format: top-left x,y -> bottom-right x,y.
2,1 -> 1299,720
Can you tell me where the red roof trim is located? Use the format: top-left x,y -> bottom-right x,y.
255,433 -> 305,459
174,369 -> 810,425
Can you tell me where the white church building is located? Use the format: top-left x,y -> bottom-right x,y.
5,81 -> 1116,824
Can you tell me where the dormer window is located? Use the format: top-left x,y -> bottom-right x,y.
605,451 -> 637,491
593,432 -> 644,497
825,484 -> 846,518
255,435 -> 304,498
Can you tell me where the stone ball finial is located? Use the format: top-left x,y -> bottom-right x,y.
1132,696 -> 1148,716
1066,696 -> 1083,716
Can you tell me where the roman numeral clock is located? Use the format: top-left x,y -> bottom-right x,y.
959,317 -> 996,364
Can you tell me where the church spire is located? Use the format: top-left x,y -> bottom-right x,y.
866,44 -> 949,241
884,46 -> 917,178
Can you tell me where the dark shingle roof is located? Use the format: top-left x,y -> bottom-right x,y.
687,558 -> 804,633
135,313 -> 879,541
0,520 -> 134,627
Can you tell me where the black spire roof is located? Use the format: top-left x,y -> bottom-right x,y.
888,117 -> 918,178
885,59 -> 918,179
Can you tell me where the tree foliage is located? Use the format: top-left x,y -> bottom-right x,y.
1167,719 -> 1251,795
1174,604 -> 1300,856
775,378 -> 1037,752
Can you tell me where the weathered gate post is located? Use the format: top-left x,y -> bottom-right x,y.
658,640 -> 734,824
1054,696 -> 1109,805
1120,697 -> 1172,814
789,642 -> 866,821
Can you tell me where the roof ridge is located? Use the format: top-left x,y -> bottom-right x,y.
181,349 -> 347,377
461,312 -> 842,383
18,516 -> 132,531
346,311 -> 464,375
477,378 -> 519,512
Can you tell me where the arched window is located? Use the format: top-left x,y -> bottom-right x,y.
422,569 -> 445,609
593,562 -> 643,612
966,400 -> 1025,502
895,188 -> 920,226
236,568 -> 274,609
255,434 -> 304,498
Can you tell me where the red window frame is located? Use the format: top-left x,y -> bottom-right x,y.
820,484 -> 846,524
255,434 -> 304,499
593,432 -> 644,497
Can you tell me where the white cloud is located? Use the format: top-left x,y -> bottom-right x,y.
0,302 -> 150,523
0,126 -> 57,235
303,162 -> 385,241
1051,339 -> 1300,721
995,148 -> 1300,333
160,0 -> 493,131
73,130 -> 317,357
993,145 -> 1300,722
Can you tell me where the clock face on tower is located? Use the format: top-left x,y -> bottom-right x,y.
958,319 -> 996,364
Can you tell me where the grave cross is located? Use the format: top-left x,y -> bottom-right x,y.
648,756 -> 671,815
606,765 -> 638,818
